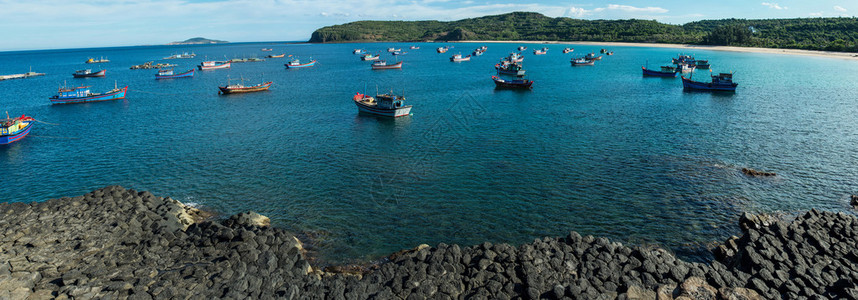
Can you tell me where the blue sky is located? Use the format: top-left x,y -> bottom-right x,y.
0,0 -> 855,51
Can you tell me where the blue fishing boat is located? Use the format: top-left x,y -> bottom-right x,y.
155,68 -> 195,79
682,73 -> 738,92
50,83 -> 128,105
641,66 -> 677,77
0,114 -> 34,145
285,59 -> 316,68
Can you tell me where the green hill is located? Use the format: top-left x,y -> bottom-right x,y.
309,12 -> 858,52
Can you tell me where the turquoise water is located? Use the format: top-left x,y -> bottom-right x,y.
2,42 -> 857,263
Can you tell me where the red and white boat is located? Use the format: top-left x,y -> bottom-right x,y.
450,54 -> 470,62
371,60 -> 402,70
199,61 -> 230,70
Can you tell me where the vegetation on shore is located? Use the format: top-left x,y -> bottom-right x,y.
309,12 -> 858,52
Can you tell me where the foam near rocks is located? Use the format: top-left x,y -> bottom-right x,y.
0,186 -> 856,299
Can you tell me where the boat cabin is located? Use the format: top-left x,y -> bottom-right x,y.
56,86 -> 92,99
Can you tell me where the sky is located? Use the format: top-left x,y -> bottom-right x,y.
0,0 -> 855,51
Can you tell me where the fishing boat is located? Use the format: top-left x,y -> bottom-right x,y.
268,54 -> 286,58
682,73 -> 738,92
261,48 -> 273,51
163,52 -> 196,59
392,51 -> 407,56
371,60 -> 403,70
562,48 -> 574,53
72,69 -> 106,78
472,49 -> 484,56
199,61 -> 230,70
155,68 -> 195,79
507,52 -> 524,63
518,46 -> 527,51
571,58 -> 595,66
218,80 -> 273,94
533,49 -> 547,55
285,59 -> 317,68
479,46 -> 488,51
695,60 -> 711,69
353,92 -> 412,117
495,61 -> 525,76
437,47 -> 449,53
361,54 -> 380,61
585,53 -> 602,61
606,51 -> 614,56
672,55 -> 695,65
85,57 -> 109,64
409,46 -> 419,50
670,63 -> 695,73
641,66 -> 677,77
600,49 -> 608,54
387,48 -> 401,52
0,114 -> 34,145
353,49 -> 366,54
50,83 -> 128,105
450,54 -> 470,62
491,76 -> 533,89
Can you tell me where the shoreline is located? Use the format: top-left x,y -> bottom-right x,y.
453,40 -> 858,60
1,186 -> 856,298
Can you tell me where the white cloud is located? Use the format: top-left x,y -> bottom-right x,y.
564,6 -> 589,18
761,2 -> 787,10
593,4 -> 668,14
809,12 -> 823,16
834,5 -> 847,12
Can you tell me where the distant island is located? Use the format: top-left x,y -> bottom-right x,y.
310,12 -> 858,52
166,37 -> 228,45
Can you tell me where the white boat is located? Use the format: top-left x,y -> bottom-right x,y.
353,92 -> 412,117
450,54 -> 471,62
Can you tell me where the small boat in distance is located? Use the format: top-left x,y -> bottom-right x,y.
491,76 -> 533,89
410,46 -> 419,50
450,54 -> 470,62
0,114 -> 35,145
163,52 -> 196,59
518,46 -> 527,51
606,51 -> 614,56
563,48 -> 574,53
571,58 -> 595,66
695,60 -> 711,69
392,51 -> 407,55
682,73 -> 738,92
641,66 -> 677,77
218,79 -> 273,94
199,61 -> 231,70
268,54 -> 286,58
72,69 -> 106,78
85,57 -> 109,64
285,58 -> 317,68
585,53 -> 602,61
437,46 -> 449,53
261,48 -> 273,51
353,92 -> 412,117
361,54 -> 380,61
155,68 -> 195,79
387,48 -> 401,52
533,48 -> 547,55
50,83 -> 128,105
354,49 -> 366,54
371,60 -> 403,70
507,52 -> 524,63
495,61 -> 525,76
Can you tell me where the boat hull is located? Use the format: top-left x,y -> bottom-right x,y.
50,86 -> 128,105
155,69 -> 195,79
199,62 -> 230,70
496,69 -> 525,76
642,67 -> 677,77
491,76 -> 532,89
0,121 -> 32,145
571,60 -> 595,66
73,70 -> 106,78
681,77 -> 737,92
371,62 -> 403,70
354,101 -> 412,117
285,60 -> 317,68
219,82 -> 273,94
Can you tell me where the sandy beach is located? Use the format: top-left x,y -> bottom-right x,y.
455,40 -> 858,60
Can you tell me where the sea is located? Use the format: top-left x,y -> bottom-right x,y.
1,42 -> 857,264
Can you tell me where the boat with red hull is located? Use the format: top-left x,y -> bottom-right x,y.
50,84 -> 128,105
0,114 -> 34,145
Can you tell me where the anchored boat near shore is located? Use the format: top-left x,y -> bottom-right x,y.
682,72 -> 738,92
72,69 -> 106,78
155,68 -> 195,79
218,79 -> 273,94
0,114 -> 34,145
285,58 -> 317,68
199,61 -> 230,70
353,92 -> 412,117
49,83 -> 128,105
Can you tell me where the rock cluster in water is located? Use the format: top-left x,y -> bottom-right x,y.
1,186 -> 857,299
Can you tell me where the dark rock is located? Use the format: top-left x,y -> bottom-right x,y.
741,168 -> 776,177
851,195 -> 858,209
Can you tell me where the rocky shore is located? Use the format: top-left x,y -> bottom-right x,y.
1,186 -> 857,299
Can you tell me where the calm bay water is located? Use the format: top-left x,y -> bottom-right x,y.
1,42 -> 857,263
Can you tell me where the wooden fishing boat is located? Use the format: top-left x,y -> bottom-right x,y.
50,83 -> 128,105
437,46 -> 449,53
285,59 -> 316,68
268,54 -> 286,58
199,61 -> 230,70
571,58 -> 595,66
155,68 -> 195,79
0,114 -> 34,145
533,49 -> 547,55
450,54 -> 470,62
641,66 -> 677,77
518,46 -> 527,51
562,48 -> 574,53
585,53 -> 602,61
218,80 -> 273,94
361,54 -> 380,61
353,92 -> 412,117
507,52 -> 524,63
371,60 -> 403,70
85,57 -> 109,64
682,73 -> 737,92
72,69 -> 106,78
491,76 -> 533,89
163,52 -> 196,59
695,60 -> 711,69
495,61 -> 525,76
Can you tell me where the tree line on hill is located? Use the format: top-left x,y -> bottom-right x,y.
309,12 -> 858,52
